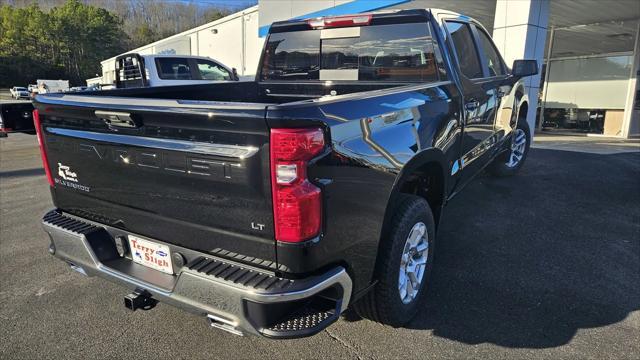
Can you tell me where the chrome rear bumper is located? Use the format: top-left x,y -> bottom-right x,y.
42,210 -> 352,338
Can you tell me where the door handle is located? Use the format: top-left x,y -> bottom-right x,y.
95,110 -> 141,128
465,100 -> 480,111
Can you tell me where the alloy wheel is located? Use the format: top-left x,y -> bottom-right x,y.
506,128 -> 527,168
398,222 -> 429,304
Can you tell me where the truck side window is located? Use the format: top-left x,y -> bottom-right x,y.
475,27 -> 506,77
196,60 -> 232,81
157,58 -> 193,80
444,22 -> 483,79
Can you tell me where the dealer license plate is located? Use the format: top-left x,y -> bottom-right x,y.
128,235 -> 173,275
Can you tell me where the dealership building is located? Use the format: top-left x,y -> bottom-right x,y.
97,0 -> 640,139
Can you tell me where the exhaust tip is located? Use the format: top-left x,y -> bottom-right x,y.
207,314 -> 243,336
67,261 -> 87,276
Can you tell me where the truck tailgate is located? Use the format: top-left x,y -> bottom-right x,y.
34,95 -> 277,265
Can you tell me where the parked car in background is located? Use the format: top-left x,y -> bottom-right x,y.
9,87 -> 30,100
36,79 -> 70,94
34,8 -> 537,338
113,54 -> 240,88
28,85 -> 39,98
0,100 -> 35,136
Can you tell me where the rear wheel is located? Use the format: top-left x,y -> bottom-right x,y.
354,195 -> 435,326
487,117 -> 531,177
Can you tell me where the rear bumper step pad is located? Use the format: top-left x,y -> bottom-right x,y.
186,256 -> 294,290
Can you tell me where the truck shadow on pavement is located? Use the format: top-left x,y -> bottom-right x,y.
0,167 -> 45,179
402,149 -> 640,348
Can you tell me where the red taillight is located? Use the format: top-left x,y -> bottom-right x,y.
307,14 -> 372,29
33,110 -> 54,187
270,128 -> 325,243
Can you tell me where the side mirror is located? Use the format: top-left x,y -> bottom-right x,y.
511,59 -> 538,78
232,68 -> 239,81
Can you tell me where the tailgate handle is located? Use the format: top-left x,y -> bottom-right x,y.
95,110 -> 141,128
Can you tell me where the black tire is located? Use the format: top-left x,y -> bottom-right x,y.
354,195 -> 436,327
487,117 -> 531,177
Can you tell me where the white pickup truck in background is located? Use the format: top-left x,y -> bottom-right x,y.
114,54 -> 240,89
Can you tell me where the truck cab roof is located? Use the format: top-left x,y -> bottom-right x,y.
138,54 -> 226,62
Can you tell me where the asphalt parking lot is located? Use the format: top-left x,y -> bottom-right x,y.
1,133 -> 638,359
0,90 -> 13,100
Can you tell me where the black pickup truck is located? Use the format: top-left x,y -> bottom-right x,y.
0,100 -> 35,136
35,9 -> 537,338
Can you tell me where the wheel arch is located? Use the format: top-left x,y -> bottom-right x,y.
512,83 -> 530,133
382,149 -> 446,242
388,148 -> 447,224
361,148 -> 447,289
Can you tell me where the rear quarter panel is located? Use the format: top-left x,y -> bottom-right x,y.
267,81 -> 462,293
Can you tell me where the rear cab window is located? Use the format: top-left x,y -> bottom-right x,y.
261,20 -> 447,83
156,58 -> 193,80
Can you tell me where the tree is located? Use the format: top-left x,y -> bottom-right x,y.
0,4 -> 63,86
48,0 -> 125,83
0,0 -> 126,86
131,23 -> 158,47
0,0 -> 242,86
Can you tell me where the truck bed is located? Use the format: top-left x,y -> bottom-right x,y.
77,80 -> 407,104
